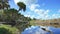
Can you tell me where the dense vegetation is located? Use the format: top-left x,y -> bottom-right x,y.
0,24 -> 19,34
0,0 -> 31,34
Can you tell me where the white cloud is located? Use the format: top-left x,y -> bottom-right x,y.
28,4 -> 60,19
27,3 -> 60,20
44,10 -> 50,15
35,9 -> 50,15
14,0 -> 20,4
52,14 -> 56,17
24,12 -> 31,17
24,14 -> 35,19
24,14 -> 30,17
51,14 -> 60,19
28,4 -> 51,19
29,4 -> 40,11
14,0 -> 38,5
34,9 -> 50,19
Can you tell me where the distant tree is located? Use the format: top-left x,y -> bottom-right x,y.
33,18 -> 36,20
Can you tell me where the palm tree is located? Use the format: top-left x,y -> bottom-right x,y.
17,2 -> 26,11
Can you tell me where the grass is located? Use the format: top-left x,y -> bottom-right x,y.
0,24 -> 19,34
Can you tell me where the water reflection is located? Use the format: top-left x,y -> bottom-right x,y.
22,26 -> 60,34
47,26 -> 60,34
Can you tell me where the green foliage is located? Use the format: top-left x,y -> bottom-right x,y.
0,0 -> 31,33
30,20 -> 37,26
0,0 -> 10,9
0,28 -> 12,34
0,24 -> 19,34
17,2 -> 26,11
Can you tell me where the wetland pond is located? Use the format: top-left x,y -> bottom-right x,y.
22,26 -> 60,34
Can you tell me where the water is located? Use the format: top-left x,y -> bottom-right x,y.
22,26 -> 60,34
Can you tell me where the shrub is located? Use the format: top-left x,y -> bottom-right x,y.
0,24 -> 19,34
0,28 -> 12,34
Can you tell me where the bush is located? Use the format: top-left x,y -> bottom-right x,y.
0,24 -> 19,34
0,28 -> 12,34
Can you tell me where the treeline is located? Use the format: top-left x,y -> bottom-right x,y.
30,18 -> 60,28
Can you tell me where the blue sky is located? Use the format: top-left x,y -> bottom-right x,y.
9,0 -> 60,20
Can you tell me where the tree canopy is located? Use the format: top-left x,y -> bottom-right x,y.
17,2 -> 26,11
0,0 -> 31,34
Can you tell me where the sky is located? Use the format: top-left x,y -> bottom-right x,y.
9,0 -> 60,20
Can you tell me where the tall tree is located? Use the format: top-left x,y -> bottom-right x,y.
0,0 -> 10,10
17,2 -> 26,11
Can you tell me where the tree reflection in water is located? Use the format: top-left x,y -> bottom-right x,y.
41,28 -> 53,34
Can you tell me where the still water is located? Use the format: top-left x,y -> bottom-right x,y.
22,26 -> 60,34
